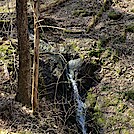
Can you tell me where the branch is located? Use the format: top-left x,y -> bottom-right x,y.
38,25 -> 85,34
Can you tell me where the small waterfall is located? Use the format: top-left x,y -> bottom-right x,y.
67,59 -> 87,134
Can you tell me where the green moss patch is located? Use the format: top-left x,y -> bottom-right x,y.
123,90 -> 134,100
73,9 -> 91,17
108,11 -> 122,20
125,23 -> 134,33
130,8 -> 134,13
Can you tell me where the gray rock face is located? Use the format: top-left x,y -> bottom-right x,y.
68,58 -> 83,79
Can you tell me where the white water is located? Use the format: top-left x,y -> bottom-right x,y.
67,59 -> 87,134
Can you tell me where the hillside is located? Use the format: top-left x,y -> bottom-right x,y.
0,0 -> 134,134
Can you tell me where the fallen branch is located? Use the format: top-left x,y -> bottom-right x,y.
38,25 -> 85,34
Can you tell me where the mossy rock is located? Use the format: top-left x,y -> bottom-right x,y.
125,23 -> 134,33
108,11 -> 122,20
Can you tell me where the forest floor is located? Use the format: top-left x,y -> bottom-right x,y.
0,0 -> 134,134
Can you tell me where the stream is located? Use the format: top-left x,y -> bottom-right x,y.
67,59 -> 87,134
29,31 -> 87,133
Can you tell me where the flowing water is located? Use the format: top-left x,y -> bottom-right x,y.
30,31 -> 88,133
67,59 -> 87,134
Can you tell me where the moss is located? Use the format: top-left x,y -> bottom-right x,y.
97,117 -> 105,124
124,90 -> 134,100
130,8 -> 134,13
88,49 -> 104,57
121,129 -> 130,134
126,109 -> 134,117
100,49 -> 111,59
0,43 -> 15,62
108,11 -> 122,20
0,20 -> 10,23
0,43 -> 15,75
92,107 -> 106,127
18,131 -> 32,134
97,37 -> 109,48
111,98 -> 119,106
73,9 -> 90,17
101,85 -> 111,91
94,102 -> 101,111
104,98 -> 112,107
110,53 -> 119,62
0,6 -> 15,13
79,54 -> 84,59
117,103 -> 128,113
125,23 -> 134,33
64,29 -> 83,34
113,129 -> 120,134
130,119 -> 134,127
72,44 -> 80,52
86,91 -> 97,108
0,7 -> 9,13
106,116 -> 116,127
0,129 -> 32,134
115,67 -> 122,75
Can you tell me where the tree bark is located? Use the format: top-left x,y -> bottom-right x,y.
16,0 -> 31,105
32,0 -> 40,113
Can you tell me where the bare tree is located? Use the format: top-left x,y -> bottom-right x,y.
16,0 -> 31,105
32,0 -> 40,113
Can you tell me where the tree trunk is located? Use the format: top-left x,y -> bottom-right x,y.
32,0 -> 40,113
16,0 -> 31,105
